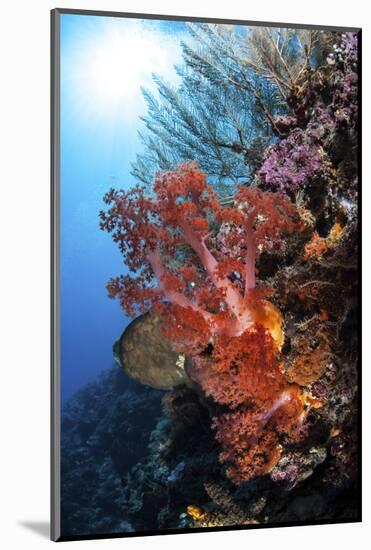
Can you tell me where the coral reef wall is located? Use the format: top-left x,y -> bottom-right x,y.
61,367 -> 358,536
61,369 -> 164,536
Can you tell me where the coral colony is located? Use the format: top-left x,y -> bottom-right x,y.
97,31 -> 358,527
100,163 -> 304,484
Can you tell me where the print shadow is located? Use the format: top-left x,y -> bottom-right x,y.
18,521 -> 49,539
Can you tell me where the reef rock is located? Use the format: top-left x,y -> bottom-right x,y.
115,313 -> 190,390
61,367 -> 164,536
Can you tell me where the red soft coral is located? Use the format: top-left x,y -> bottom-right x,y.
100,162 -> 296,348
100,161 -> 304,484
212,383 -> 305,484
187,325 -> 306,483
188,325 -> 286,410
213,409 -> 281,484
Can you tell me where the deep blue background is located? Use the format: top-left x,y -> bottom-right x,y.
60,14 -> 186,402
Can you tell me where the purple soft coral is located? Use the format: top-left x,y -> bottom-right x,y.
260,129 -> 322,193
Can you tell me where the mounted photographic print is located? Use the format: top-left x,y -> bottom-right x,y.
51,8 -> 361,542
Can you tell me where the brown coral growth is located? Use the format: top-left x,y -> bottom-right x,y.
287,340 -> 331,386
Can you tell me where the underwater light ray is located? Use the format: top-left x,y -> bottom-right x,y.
61,16 -> 184,125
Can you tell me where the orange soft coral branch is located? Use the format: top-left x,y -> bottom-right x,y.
244,214 -> 257,295
213,409 -> 282,484
212,383 -> 305,484
303,221 -> 344,261
186,322 -> 306,484
147,247 -> 214,326
191,325 -> 286,409
177,219 -> 252,330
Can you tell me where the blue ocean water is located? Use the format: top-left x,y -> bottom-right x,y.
60,14 -> 186,402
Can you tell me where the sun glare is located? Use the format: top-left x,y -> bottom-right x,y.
63,18 -> 183,123
88,30 -> 151,107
